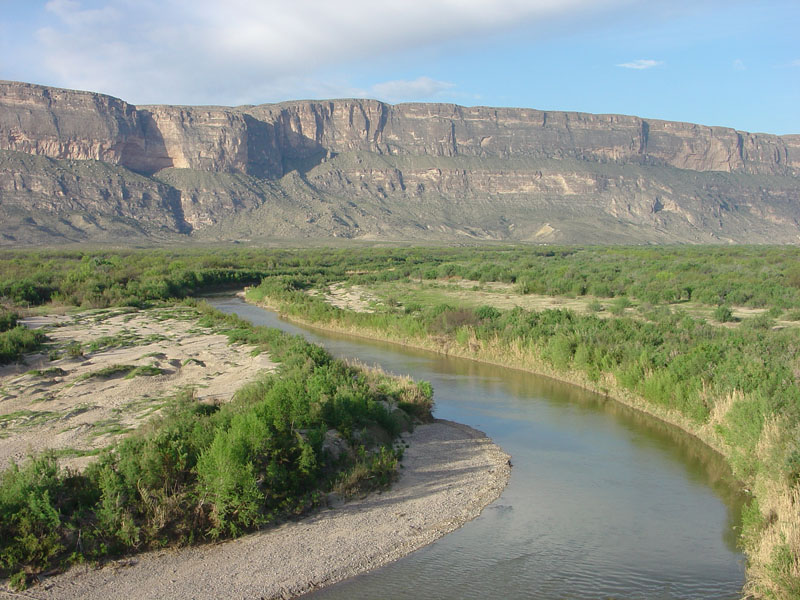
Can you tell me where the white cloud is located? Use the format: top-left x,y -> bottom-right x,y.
371,77 -> 455,102
616,59 -> 664,70
31,0 -> 629,105
732,58 -> 746,71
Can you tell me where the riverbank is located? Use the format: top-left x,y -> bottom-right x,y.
245,293 -> 797,598
243,293 -> 728,459
11,420 -> 510,600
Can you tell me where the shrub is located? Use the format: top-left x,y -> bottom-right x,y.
714,305 -> 735,322
587,300 -> 604,313
0,311 -> 18,332
742,313 -> 775,331
475,305 -> 501,321
0,326 -> 47,365
609,296 -> 631,316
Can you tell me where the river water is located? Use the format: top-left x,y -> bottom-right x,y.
209,296 -> 746,600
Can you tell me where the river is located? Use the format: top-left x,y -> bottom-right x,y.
209,296 -> 746,600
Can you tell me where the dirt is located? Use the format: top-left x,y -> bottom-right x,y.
0,306 -> 275,470
320,283 -> 382,313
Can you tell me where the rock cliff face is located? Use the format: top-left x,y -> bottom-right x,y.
1,80 -> 799,245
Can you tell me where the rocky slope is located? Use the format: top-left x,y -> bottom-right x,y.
2,80 -> 799,245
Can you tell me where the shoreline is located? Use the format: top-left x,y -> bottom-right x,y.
13,420 -> 510,600
244,294 -> 734,465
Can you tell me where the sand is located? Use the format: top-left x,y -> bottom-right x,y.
7,420 -> 510,600
0,306 -> 275,471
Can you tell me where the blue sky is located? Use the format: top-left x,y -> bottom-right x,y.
0,0 -> 798,134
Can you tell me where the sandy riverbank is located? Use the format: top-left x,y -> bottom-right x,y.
0,306 -> 275,471
7,419 -> 510,600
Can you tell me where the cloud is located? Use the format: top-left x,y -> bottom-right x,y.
371,77 -> 455,102
616,59 -> 664,70
732,58 -> 746,71
29,0 -> 629,105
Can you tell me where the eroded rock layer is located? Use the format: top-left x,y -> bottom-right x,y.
2,80 -> 799,245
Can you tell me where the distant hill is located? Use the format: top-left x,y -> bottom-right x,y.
2,80 -> 799,246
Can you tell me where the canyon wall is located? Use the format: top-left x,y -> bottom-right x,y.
1,80 -> 799,245
4,81 -> 799,178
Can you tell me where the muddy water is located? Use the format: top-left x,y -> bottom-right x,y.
210,297 -> 746,600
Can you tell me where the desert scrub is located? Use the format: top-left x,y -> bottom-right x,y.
0,305 -> 433,585
714,305 -> 735,322
0,310 -> 18,332
0,326 -> 47,365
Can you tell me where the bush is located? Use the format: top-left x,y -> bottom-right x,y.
587,300 -> 604,313
609,297 -> 631,316
475,305 -> 501,321
714,305 -> 735,322
0,311 -> 17,332
0,326 -> 47,365
742,313 -> 775,331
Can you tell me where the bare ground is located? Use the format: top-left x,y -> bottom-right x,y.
5,420 -> 511,600
0,306 -> 275,470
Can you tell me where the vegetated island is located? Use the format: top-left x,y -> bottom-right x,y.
0,300 -> 510,597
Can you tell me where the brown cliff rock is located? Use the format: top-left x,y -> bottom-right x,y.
1,80 -> 799,245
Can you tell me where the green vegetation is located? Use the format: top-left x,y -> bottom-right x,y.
0,326 -> 47,366
243,245 -> 800,600
1,245 -> 799,597
25,367 -> 67,378
74,364 -> 165,383
0,301 -> 432,589
714,305 -> 736,322
2,245 -> 798,312
0,410 -> 59,431
0,307 -> 46,365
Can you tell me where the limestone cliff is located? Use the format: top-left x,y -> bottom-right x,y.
1,80 -> 799,245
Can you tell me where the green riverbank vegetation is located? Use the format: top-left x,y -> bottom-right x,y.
0,300 -> 433,589
1,244 -> 799,598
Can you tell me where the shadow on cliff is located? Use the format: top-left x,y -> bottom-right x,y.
120,110 -> 174,176
242,113 -> 334,181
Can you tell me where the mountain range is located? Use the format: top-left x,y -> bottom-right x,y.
2,80 -> 799,246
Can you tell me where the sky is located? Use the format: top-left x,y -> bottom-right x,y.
0,0 -> 798,134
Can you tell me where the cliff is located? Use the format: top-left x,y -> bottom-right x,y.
1,80 -> 799,245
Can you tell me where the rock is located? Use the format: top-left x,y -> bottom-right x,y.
1,79 -> 800,245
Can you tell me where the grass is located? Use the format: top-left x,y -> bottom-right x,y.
25,367 -> 67,377
0,410 -> 59,430
87,418 -> 134,439
74,364 -> 136,381
52,447 -> 106,459
182,357 -> 205,367
74,364 -> 164,383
